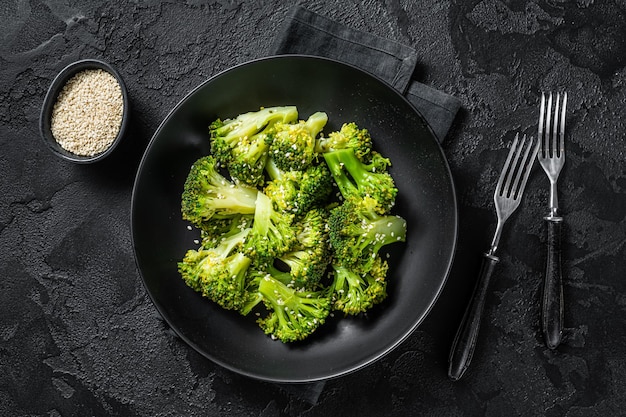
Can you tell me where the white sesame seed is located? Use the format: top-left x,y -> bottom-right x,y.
50,69 -> 123,156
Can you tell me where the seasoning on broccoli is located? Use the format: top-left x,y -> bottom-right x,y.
181,155 -> 259,226
179,109 -> 407,343
210,106 -> 298,187
328,197 -> 406,274
244,191 -> 296,263
330,254 -> 389,315
277,207 -> 332,290
264,158 -> 333,216
178,222 -> 253,312
268,111 -> 328,172
315,121 -> 373,162
323,147 -> 398,214
256,272 -> 332,343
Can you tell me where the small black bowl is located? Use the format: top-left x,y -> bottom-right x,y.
39,59 -> 130,163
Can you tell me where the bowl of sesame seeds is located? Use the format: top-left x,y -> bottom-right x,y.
39,59 -> 129,163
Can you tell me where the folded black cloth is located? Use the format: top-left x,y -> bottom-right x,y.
271,6 -> 461,143
268,6 -> 462,404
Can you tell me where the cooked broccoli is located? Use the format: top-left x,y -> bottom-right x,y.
256,273 -> 331,343
178,225 -> 253,311
198,214 -> 253,246
264,159 -> 333,216
210,106 -> 298,186
293,207 -> 331,249
276,208 -> 332,289
277,249 -> 328,290
269,112 -> 328,172
328,198 -> 406,273
179,107 -> 408,343
237,263 -> 271,316
223,125 -> 273,187
181,155 -> 259,226
323,147 -> 397,214
330,254 -> 389,315
244,191 -> 296,262
316,122 -> 373,161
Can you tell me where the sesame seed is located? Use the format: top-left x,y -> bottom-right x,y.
50,69 -> 123,156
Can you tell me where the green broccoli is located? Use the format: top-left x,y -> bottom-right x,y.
315,122 -> 373,161
179,107 -> 409,343
269,112 -> 328,172
181,155 -> 259,226
328,198 -> 406,273
244,191 -> 296,262
256,273 -> 332,343
210,106 -> 298,186
276,208 -> 332,289
198,214 -> 253,246
237,263 -> 271,316
178,225 -> 253,311
323,147 -> 398,214
264,159 -> 333,216
330,254 -> 389,315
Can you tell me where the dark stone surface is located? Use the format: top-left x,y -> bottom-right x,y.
1,1 -> 625,416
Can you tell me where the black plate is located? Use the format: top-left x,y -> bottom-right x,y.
131,55 -> 457,383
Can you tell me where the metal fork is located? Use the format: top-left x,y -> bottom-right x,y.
448,133 -> 539,381
538,92 -> 567,349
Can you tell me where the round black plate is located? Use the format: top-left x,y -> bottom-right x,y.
131,55 -> 457,383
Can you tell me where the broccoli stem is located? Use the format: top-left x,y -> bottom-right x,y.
323,148 -> 370,195
265,157 -> 284,181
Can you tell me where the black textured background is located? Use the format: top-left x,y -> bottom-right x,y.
1,1 -> 625,416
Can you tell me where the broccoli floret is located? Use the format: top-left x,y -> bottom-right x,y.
178,226 -> 253,311
264,160 -> 333,216
181,156 -> 259,226
237,263 -> 271,316
224,125 -> 273,187
330,254 -> 389,315
244,191 -> 296,262
294,207 -> 331,249
323,147 -> 397,214
316,122 -> 373,161
180,109 -> 408,342
276,207 -> 332,289
269,112 -> 328,172
198,214 -> 253,246
328,198 -> 406,273
256,273 -> 331,343
277,249 -> 329,290
210,106 -> 298,186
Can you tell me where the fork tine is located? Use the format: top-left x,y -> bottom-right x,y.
511,135 -> 539,199
559,92 -> 567,158
545,92 -> 553,157
496,133 -> 519,196
538,92 -> 546,157
552,93 -> 561,158
503,134 -> 527,198
509,135 -> 531,198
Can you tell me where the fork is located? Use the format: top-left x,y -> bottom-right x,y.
537,92 -> 567,349
448,133 -> 539,381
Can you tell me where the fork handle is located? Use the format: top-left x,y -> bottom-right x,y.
448,253 -> 499,381
542,216 -> 564,349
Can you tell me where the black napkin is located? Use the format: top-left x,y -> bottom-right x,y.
271,6 -> 461,143
268,6 -> 462,405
